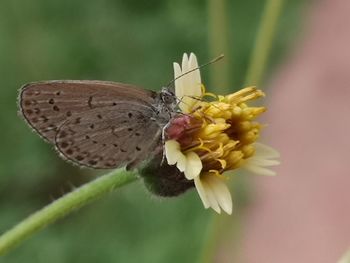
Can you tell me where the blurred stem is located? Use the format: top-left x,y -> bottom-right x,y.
199,213 -> 242,263
208,0 -> 230,93
199,0 -> 231,262
200,0 -> 285,262
197,214 -> 221,263
0,169 -> 137,255
245,0 -> 285,86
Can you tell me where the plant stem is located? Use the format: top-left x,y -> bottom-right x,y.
208,0 -> 230,94
245,0 -> 285,86
197,214 -> 221,263
0,169 -> 137,255
200,0 -> 285,261
199,0 -> 231,262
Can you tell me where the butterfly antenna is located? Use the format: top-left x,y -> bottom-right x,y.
166,54 -> 224,88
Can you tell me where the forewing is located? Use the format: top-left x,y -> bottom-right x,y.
55,106 -> 162,169
19,80 -> 157,143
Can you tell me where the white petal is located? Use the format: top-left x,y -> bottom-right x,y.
179,97 -> 191,113
206,176 -> 233,215
173,53 -> 204,113
188,53 -> 202,97
164,140 -> 181,165
244,164 -> 277,176
242,143 -> 280,176
194,176 -> 210,209
173,62 -> 181,79
247,157 -> 280,166
201,177 -> 221,214
184,152 -> 202,180
189,53 -> 199,72
254,143 -> 280,159
181,53 -> 189,72
164,140 -> 187,172
174,62 -> 184,100
176,153 -> 187,172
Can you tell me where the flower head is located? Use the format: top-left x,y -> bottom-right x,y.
164,53 -> 280,214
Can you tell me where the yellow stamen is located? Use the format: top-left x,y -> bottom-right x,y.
166,85 -> 267,185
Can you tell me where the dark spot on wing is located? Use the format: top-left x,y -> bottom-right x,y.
59,131 -> 67,138
88,160 -> 97,166
76,155 -> 84,161
88,96 -> 94,108
60,142 -> 69,148
40,115 -> 48,123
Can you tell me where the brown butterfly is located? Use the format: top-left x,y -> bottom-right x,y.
19,80 -> 176,170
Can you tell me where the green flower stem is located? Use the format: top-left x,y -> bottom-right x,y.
245,0 -> 285,86
201,0 -> 285,261
197,214 -> 221,263
208,0 -> 230,93
0,169 -> 138,255
201,0 -> 231,262
198,213 -> 242,263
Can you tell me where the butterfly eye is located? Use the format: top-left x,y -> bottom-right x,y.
161,89 -> 176,105
164,94 -> 173,104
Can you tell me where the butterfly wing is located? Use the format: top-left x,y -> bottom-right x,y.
19,80 -> 157,142
55,106 -> 162,169
19,80 -> 163,169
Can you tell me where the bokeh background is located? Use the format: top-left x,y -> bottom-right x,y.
1,0 -> 349,262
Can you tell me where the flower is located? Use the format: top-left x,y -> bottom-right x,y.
164,52 -> 280,214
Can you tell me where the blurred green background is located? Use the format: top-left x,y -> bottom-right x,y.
0,0 -> 304,262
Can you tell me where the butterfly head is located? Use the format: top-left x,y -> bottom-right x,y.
159,87 -> 177,110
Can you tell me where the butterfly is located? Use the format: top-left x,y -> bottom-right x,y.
19,80 -> 177,170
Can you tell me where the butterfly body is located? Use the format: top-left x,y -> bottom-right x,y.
19,80 -> 177,169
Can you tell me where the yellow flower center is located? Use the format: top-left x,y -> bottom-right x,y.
166,86 -> 266,177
